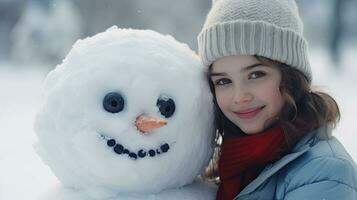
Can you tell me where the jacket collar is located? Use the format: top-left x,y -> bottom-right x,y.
236,125 -> 332,197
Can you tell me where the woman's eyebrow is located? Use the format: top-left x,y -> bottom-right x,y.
241,63 -> 264,72
209,72 -> 227,77
210,63 -> 263,76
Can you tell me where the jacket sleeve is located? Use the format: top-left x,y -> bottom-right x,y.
283,157 -> 357,200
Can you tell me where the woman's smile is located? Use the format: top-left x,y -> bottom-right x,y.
234,106 -> 265,120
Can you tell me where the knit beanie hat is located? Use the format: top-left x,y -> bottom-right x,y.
197,0 -> 312,81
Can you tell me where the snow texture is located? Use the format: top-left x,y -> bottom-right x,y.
33,27 -> 216,199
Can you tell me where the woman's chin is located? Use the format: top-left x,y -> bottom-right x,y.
238,123 -> 265,135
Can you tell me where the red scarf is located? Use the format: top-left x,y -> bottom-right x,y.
217,125 -> 288,200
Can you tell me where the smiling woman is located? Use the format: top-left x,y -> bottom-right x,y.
198,0 -> 357,199
206,54 -> 357,200
210,55 -> 284,135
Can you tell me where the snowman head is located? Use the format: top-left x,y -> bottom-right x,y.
35,27 -> 214,194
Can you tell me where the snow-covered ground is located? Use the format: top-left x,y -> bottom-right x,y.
0,64 -> 57,200
0,47 -> 356,200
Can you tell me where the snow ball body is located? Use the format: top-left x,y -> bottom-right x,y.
34,27 -> 215,194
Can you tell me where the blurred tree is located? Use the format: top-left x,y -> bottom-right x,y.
5,0 -> 211,66
330,0 -> 357,68
71,0 -> 210,50
0,0 -> 26,62
330,0 -> 346,66
10,0 -> 82,65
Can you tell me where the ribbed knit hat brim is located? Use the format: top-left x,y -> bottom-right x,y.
198,20 -> 312,81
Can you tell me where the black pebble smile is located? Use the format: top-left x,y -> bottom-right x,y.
100,134 -> 170,160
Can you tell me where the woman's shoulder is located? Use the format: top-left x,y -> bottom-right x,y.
290,125 -> 355,165
304,135 -> 355,164
279,131 -> 357,196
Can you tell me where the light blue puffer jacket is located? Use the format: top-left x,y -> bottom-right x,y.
234,125 -> 357,200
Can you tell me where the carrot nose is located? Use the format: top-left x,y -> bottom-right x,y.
135,115 -> 167,134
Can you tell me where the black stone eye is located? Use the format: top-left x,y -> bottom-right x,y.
157,97 -> 175,118
103,92 -> 124,113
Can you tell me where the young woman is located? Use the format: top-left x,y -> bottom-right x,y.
197,0 -> 357,199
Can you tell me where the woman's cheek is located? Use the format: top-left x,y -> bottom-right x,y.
215,90 -> 230,111
258,84 -> 284,113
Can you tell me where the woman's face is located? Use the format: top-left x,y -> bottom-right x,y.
210,55 -> 284,135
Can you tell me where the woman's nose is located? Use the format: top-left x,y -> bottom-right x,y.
232,86 -> 253,105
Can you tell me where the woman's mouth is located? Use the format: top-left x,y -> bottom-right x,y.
234,106 -> 265,119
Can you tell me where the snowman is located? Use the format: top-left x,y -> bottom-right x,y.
34,26 -> 216,200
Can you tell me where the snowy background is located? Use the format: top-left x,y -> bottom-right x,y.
0,0 -> 356,199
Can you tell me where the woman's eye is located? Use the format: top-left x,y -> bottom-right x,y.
214,78 -> 231,86
248,71 -> 266,79
103,92 -> 125,113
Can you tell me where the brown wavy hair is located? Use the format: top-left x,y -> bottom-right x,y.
202,56 -> 340,183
